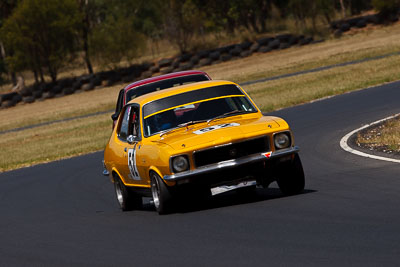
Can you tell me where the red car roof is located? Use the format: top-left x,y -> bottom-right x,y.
124,70 -> 210,92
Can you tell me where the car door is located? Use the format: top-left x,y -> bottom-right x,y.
114,104 -> 147,187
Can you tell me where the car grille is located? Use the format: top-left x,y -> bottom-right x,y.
193,136 -> 269,168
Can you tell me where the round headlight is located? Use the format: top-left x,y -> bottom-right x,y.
274,133 -> 290,149
172,156 -> 189,173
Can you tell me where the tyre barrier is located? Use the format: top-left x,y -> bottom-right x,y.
197,50 -> 210,59
82,83 -> 94,91
42,91 -> 55,99
23,96 -> 35,103
149,65 -> 160,74
258,46 -> 272,53
160,66 -> 174,74
198,57 -> 212,66
209,51 -> 220,61
268,39 -> 280,49
240,50 -> 251,58
250,42 -> 260,53
177,53 -> 192,63
32,89 -> 43,99
63,87 -> 75,95
158,58 -> 173,68
276,34 -> 292,43
256,37 -> 273,46
330,12 -> 399,33
299,37 -> 313,46
239,41 -> 252,50
2,100 -> 15,108
221,53 -> 232,61
229,46 -> 242,57
0,33 -> 321,109
280,43 -> 291,50
0,92 -> 15,103
190,55 -> 200,65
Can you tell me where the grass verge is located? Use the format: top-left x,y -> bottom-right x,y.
1,22 -> 400,171
356,116 -> 400,155
0,113 -> 111,172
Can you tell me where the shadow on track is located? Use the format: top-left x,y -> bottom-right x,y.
137,187 -> 316,215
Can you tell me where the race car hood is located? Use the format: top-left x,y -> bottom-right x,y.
154,115 -> 286,152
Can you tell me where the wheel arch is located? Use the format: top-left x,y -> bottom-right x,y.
148,166 -> 176,186
111,168 -> 123,184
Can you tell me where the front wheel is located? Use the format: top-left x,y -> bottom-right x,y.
277,154 -> 305,196
114,176 -> 142,211
150,172 -> 174,215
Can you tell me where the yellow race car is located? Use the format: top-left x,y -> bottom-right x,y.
103,80 -> 304,214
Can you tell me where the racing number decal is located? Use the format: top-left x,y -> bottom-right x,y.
128,144 -> 141,180
193,123 -> 240,135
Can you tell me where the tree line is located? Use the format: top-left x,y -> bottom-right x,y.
0,0 -> 398,85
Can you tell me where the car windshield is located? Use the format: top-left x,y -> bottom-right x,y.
126,74 -> 209,103
143,84 -> 257,137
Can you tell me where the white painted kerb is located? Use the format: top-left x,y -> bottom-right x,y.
340,113 -> 400,164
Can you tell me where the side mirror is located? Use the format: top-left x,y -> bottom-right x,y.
111,113 -> 119,121
127,135 -> 137,145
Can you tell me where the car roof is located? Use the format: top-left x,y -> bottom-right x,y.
128,80 -> 237,106
123,70 -> 210,92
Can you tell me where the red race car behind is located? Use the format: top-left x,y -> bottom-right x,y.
111,70 -> 211,128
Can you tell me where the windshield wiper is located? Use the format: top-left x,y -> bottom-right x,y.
177,120 -> 207,128
159,120 -> 207,137
207,110 -> 247,125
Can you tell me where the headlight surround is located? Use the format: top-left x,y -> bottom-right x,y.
171,155 -> 190,173
274,132 -> 291,150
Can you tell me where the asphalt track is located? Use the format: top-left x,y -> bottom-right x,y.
1,81 -> 400,266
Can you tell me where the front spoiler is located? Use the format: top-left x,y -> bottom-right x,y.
163,146 -> 299,183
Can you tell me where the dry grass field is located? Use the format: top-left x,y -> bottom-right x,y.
357,116 -> 400,153
1,22 -> 400,171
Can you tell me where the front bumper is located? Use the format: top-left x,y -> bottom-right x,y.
164,146 -> 299,186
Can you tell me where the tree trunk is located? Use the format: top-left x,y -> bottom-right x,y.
39,68 -> 44,83
11,72 -> 16,86
249,13 -> 260,33
83,32 -> 93,74
339,0 -> 346,18
47,60 -> 57,82
0,40 -> 6,59
82,2 -> 93,74
33,70 -> 39,84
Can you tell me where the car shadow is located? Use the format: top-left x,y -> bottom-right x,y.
139,187 -> 317,214
177,187 -> 316,214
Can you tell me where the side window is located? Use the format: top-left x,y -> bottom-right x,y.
118,105 -> 141,142
132,107 -> 140,138
118,106 -> 131,141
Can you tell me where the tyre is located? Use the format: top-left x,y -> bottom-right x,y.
198,58 -> 212,66
209,51 -> 220,60
277,154 -> 305,196
250,43 -> 260,53
268,39 -> 280,49
22,96 -> 35,103
150,172 -> 174,215
158,58 -> 173,68
160,66 -> 174,75
258,46 -> 272,53
114,176 -> 142,211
